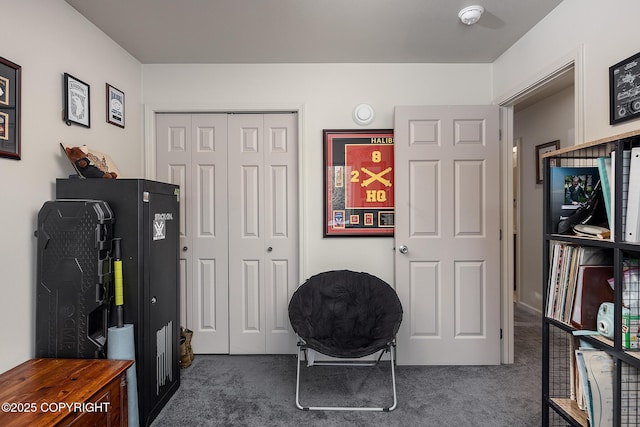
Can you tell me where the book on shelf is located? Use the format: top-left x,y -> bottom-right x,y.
625,147 -> 640,242
574,347 -> 614,427
574,349 -> 593,423
550,166 -> 600,234
570,265 -> 614,331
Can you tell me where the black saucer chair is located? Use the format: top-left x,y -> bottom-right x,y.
288,270 -> 403,411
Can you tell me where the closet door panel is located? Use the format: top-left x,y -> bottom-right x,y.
228,114 -> 266,354
264,113 -> 298,354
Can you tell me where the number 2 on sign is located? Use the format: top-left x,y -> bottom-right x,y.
350,151 -> 383,183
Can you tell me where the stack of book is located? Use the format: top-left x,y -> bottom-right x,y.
572,343 -> 640,426
546,242 -> 613,328
574,344 -> 615,427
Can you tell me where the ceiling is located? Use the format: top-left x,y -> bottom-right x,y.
64,0 -> 564,64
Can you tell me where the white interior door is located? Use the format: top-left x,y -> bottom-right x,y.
227,113 -> 298,354
156,113 -> 230,354
394,105 -> 501,365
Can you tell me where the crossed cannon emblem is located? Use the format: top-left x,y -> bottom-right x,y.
360,167 -> 392,187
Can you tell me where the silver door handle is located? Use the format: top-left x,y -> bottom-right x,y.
398,245 -> 409,254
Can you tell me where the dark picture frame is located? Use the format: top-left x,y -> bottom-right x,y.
609,51 -> 640,125
106,83 -> 125,128
535,140 -> 559,184
324,129 -> 394,237
0,56 -> 21,160
64,73 -> 90,128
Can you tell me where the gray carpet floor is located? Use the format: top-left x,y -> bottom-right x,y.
152,304 -> 541,427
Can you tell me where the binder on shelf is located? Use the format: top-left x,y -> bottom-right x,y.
610,150 -> 631,241
624,147 -> 640,242
571,265 -> 614,331
597,156 -> 612,232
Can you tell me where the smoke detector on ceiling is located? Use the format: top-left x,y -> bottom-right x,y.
458,5 -> 484,25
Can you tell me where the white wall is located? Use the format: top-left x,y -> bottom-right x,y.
0,0 -> 143,373
515,86 -> 575,312
142,63 -> 493,285
493,0 -> 640,142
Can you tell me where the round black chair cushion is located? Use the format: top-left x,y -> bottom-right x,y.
288,270 -> 403,358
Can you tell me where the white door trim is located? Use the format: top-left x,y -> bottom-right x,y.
144,103 -> 308,285
493,45 -> 584,364
499,106 -> 515,365
493,45 -> 584,145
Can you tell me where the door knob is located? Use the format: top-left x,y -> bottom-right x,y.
267,247 -> 273,252
182,246 -> 188,252
398,245 -> 409,254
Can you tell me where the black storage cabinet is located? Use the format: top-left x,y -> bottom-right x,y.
56,178 -> 180,427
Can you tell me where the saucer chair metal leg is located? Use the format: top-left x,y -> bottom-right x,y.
295,343 -> 306,410
295,342 -> 398,412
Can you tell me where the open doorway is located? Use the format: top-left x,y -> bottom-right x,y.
511,69 -> 575,313
497,51 -> 582,363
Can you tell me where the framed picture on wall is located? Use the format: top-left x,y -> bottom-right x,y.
323,129 -> 395,237
609,51 -> 640,125
0,56 -> 21,160
64,73 -> 90,128
535,140 -> 559,184
106,83 -> 125,128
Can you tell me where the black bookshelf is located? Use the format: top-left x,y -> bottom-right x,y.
542,131 -> 640,426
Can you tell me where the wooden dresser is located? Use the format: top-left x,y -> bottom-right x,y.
0,358 -> 133,426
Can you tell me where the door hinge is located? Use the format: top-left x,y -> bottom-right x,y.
499,129 -> 502,141
500,328 -> 503,339
500,229 -> 502,240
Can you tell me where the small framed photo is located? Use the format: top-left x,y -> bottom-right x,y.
106,83 -> 125,128
0,112 -> 8,139
0,56 -> 21,160
64,73 -> 90,128
609,51 -> 640,125
535,140 -> 559,184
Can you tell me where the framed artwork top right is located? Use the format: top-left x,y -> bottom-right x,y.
609,51 -> 640,125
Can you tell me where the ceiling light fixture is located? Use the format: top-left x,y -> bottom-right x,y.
458,5 -> 484,25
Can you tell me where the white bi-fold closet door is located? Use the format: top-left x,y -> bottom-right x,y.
156,113 -> 299,355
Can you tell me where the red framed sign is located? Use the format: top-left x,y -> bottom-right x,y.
323,129 -> 394,236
